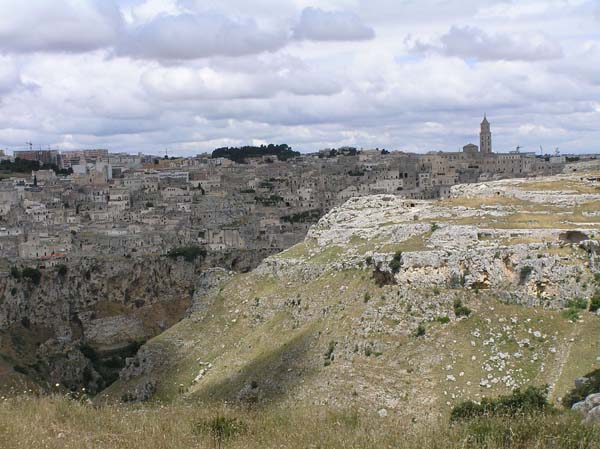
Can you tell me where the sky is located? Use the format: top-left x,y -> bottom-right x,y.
0,0 -> 599,156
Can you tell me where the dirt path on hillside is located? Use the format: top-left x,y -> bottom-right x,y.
547,323 -> 583,402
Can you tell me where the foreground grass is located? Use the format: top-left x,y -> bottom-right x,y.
0,396 -> 599,449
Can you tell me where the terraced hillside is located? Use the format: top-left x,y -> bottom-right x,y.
105,171 -> 600,420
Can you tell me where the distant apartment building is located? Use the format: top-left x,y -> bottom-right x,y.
14,149 -> 60,166
61,149 -> 109,168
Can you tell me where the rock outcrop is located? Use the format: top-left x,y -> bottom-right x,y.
0,250 -> 256,393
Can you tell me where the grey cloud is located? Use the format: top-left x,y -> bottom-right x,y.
293,7 -> 375,42
0,0 -> 122,54
0,58 -> 21,94
140,63 -> 341,101
118,12 -> 289,60
409,25 -> 563,61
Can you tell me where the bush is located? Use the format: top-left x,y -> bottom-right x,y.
566,298 -> 587,310
562,308 -> 580,322
167,246 -> 207,262
595,273 -> 600,284
145,201 -> 154,208
562,368 -> 600,407
281,210 -> 322,224
10,266 -> 21,279
519,266 -> 533,284
193,415 -> 246,444
436,316 -> 450,324
324,341 -> 336,366
590,294 -> 600,313
363,292 -> 371,303
451,385 -> 552,421
22,267 -> 41,285
415,322 -> 426,337
449,273 -> 466,288
454,298 -> 472,318
56,264 -> 68,277
389,251 -> 402,274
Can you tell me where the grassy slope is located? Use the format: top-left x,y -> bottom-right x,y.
101,266 -> 600,419
1,395 -> 600,449
100,172 -> 600,419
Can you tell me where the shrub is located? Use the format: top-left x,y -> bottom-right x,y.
324,341 -> 336,365
590,293 -> 600,313
415,322 -> 426,337
56,264 -> 68,277
453,298 -> 472,318
389,251 -> 403,274
519,266 -> 533,284
10,287 -> 17,296
363,292 -> 371,303
450,385 -> 551,421
566,297 -> 588,310
22,267 -> 41,285
193,415 -> 245,445
145,201 -> 154,208
436,316 -> 450,324
431,222 -> 439,232
562,368 -> 600,407
595,273 -> 600,284
167,246 -> 207,262
433,287 -> 440,296
562,308 -> 580,322
10,266 -> 21,279
365,256 -> 373,266
450,273 -> 466,288
13,365 -> 28,375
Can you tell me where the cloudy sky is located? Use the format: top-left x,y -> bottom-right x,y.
0,0 -> 599,155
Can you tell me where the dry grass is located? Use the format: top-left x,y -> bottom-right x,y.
0,395 -> 599,449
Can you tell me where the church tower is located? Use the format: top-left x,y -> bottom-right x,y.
480,114 -> 492,154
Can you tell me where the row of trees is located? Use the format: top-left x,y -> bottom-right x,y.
0,158 -> 72,176
212,144 -> 299,163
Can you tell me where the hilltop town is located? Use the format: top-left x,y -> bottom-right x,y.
0,118 -> 574,266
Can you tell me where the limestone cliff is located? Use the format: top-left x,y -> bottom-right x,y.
0,248 -> 271,393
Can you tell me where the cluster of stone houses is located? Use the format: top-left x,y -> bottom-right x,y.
0,118 -> 569,264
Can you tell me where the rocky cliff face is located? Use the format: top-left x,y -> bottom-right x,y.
104,171 -> 600,419
0,248 -> 270,393
260,174 -> 600,308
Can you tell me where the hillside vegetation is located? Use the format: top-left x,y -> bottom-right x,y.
0,395 -> 599,449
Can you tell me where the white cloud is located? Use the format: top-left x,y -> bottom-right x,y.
118,11 -> 289,60
408,25 -> 563,61
293,7 -> 375,41
0,0 -> 122,54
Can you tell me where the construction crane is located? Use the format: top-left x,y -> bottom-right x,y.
555,147 -> 560,157
515,145 -> 522,153
25,142 -> 33,151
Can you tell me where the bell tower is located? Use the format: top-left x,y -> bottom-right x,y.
480,114 -> 492,154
